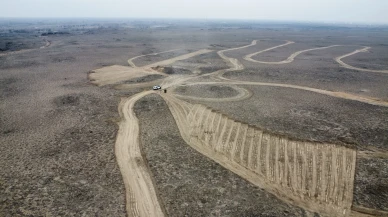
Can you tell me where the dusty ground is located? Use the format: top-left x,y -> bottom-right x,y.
175,85 -> 240,99
354,158 -> 388,211
180,85 -> 388,149
1,19 -> 388,216
179,85 -> 388,212
134,94 -> 306,217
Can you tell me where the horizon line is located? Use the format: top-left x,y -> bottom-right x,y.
0,17 -> 387,26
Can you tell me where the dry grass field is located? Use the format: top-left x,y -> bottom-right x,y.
1,19 -> 388,216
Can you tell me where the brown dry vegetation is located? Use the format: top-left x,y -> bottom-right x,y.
1,19 -> 388,216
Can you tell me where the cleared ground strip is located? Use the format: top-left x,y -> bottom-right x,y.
94,39 -> 388,217
162,95 -> 357,217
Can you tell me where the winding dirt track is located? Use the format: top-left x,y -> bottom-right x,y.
243,40 -> 294,63
216,40 -> 257,72
169,40 -> 388,108
335,47 -> 388,74
128,49 -> 180,68
243,40 -> 388,74
173,84 -> 252,102
244,42 -> 339,64
145,49 -> 212,68
177,81 -> 388,107
93,39 -> 388,217
90,49 -> 212,86
161,93 -> 357,217
116,91 -> 165,217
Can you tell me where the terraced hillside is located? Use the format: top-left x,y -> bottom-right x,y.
162,94 -> 357,217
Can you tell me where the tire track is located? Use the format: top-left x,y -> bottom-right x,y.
217,40 -> 257,70
230,122 -> 241,159
244,42 -> 339,64
191,40 -> 258,79
174,84 -> 252,102
335,47 -> 388,74
115,78 -> 166,90
358,150 -> 388,159
95,39 -> 388,217
182,81 -> 388,107
350,205 -> 388,216
243,41 -> 388,73
176,40 -> 388,108
236,124 -> 248,163
243,40 -> 295,63
201,109 -> 213,142
146,49 -> 213,68
116,91 -> 165,217
162,94 -> 357,216
91,49 -> 212,86
89,66 -> 161,87
128,49 -> 180,68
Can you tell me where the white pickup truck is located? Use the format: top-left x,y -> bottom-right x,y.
152,85 -> 161,90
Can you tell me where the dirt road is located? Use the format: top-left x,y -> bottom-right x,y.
116,91 -> 165,217
145,49 -> 213,68
117,88 -> 386,217
335,47 -> 388,74
128,49 -> 180,68
93,39 -> 388,217
91,49 -> 213,86
177,81 -> 388,108
243,41 -> 388,74
161,93 -> 356,217
243,40 -> 294,63
244,42 -> 339,64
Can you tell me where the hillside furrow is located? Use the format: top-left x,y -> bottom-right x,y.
162,94 -> 357,217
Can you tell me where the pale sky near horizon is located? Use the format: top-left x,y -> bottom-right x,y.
1,0 -> 387,24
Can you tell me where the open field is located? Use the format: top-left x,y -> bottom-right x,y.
1,19 -> 388,216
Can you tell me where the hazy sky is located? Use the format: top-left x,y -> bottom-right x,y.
1,0 -> 388,24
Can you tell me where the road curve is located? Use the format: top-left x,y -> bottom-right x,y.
196,40 -> 258,79
217,40 -> 257,71
182,80 -> 388,107
243,40 -> 295,63
128,49 -> 181,68
197,41 -> 388,107
173,84 -> 252,102
145,49 -> 213,68
116,91 -> 165,217
244,43 -> 340,64
335,47 -> 388,74
96,39 -> 388,217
